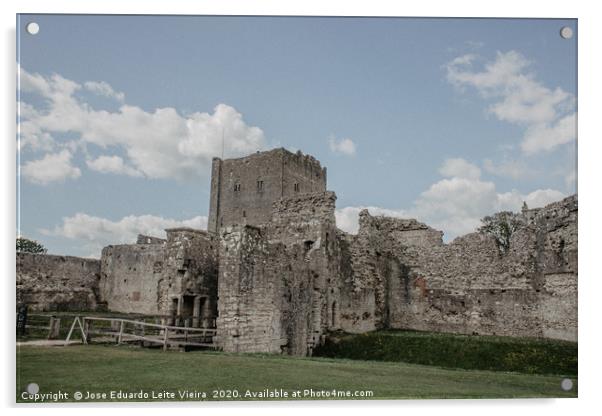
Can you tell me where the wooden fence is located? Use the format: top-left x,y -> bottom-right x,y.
16,314 -> 62,339
65,316 -> 217,350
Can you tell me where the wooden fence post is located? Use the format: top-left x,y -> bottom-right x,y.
184,319 -> 189,343
163,328 -> 169,351
48,316 -> 61,339
84,319 -> 91,343
117,320 -> 124,345
64,317 -> 79,346
79,317 -> 88,344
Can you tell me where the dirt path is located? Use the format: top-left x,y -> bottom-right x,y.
16,340 -> 81,347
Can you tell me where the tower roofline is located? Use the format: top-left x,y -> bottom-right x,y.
214,147 -> 324,170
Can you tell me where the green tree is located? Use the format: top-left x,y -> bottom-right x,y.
16,237 -> 47,254
478,211 -> 525,254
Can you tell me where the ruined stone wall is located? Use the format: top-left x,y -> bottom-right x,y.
348,195 -> 577,341
16,253 -> 101,311
99,228 -> 219,322
160,228 -> 219,324
341,213 -> 445,329
18,230 -> 218,321
207,148 -> 327,233
99,243 -> 166,315
216,226 -> 288,353
216,191 -> 341,356
336,231 -> 377,333
528,195 -> 578,340
137,234 -> 167,245
270,192 -> 342,354
216,190 -> 578,355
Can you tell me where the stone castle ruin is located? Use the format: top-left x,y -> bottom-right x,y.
17,148 -> 578,355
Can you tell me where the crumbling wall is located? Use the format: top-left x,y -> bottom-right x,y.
349,195 -> 577,341
16,253 -> 101,311
386,231 -> 537,336
161,228 -> 219,325
99,228 -> 219,322
271,192 -> 342,354
342,212 -> 444,329
217,191 -> 342,355
529,195 -> 578,341
337,231 -> 376,333
216,226 -> 288,353
99,243 -> 166,315
136,234 -> 167,245
269,192 -> 342,354
217,191 -> 579,354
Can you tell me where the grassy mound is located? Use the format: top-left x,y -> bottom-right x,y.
313,330 -> 577,376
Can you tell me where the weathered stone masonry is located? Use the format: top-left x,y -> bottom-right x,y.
343,195 -> 577,341
210,150 -> 577,351
16,148 -> 577,355
17,253 -> 102,311
99,228 -> 218,325
216,192 -> 342,355
208,148 -> 327,233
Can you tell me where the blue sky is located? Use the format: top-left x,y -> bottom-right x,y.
17,15 -> 577,257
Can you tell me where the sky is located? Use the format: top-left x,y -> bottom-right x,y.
16,15 -> 577,257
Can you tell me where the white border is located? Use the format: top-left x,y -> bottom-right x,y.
2,1 -> 601,415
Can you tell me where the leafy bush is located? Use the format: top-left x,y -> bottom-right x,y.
313,330 -> 577,376
478,211 -> 525,254
16,237 -> 47,254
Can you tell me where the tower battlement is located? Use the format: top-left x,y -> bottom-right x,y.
207,148 -> 327,233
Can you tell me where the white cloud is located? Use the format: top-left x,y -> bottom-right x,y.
445,50 -> 576,154
521,113 -> 577,154
86,155 -> 143,177
18,67 -> 266,182
337,158 -> 566,240
42,213 -> 208,250
482,158 -> 531,180
20,67 -> 80,98
84,80 -> 125,102
329,136 -> 356,156
18,102 -> 55,151
178,104 -> 265,161
447,53 -> 477,68
521,189 -> 566,209
439,157 -> 481,179
410,176 -> 497,238
21,150 -> 81,185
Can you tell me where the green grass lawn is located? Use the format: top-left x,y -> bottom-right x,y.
16,344 -> 577,402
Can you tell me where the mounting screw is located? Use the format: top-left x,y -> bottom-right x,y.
560,26 -> 573,39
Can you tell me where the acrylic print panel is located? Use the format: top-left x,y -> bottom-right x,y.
16,14 -> 577,403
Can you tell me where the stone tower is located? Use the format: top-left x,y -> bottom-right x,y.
207,148 -> 327,233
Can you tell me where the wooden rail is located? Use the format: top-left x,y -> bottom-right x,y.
16,314 -> 62,339
65,316 -> 217,350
